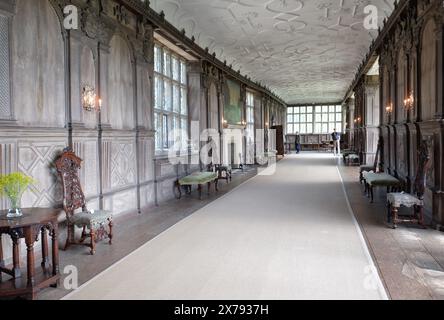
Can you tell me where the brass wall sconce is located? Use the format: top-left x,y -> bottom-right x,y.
82,85 -> 101,112
386,102 -> 393,115
403,92 -> 414,111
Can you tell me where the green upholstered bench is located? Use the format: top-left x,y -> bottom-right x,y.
175,172 -> 219,200
345,154 -> 360,166
363,171 -> 402,203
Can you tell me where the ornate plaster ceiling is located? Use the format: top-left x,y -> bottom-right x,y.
151,0 -> 394,104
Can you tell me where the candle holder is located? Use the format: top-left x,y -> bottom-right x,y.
82,86 -> 102,113
403,92 -> 414,111
82,85 -> 97,112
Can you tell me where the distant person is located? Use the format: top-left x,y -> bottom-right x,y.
295,131 -> 301,154
331,129 -> 340,157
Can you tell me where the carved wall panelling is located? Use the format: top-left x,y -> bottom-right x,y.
380,126 -> 390,172
18,139 -> 66,209
72,139 -> 100,199
420,17 -> 437,121
80,43 -> 98,129
12,0 -> 66,128
0,142 -> 17,209
396,48 -> 407,123
406,123 -> 418,192
107,34 -> 136,130
0,14 -> 11,121
395,124 -> 408,181
389,125 -> 397,176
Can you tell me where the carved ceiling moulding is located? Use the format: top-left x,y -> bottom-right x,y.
103,0 -> 286,105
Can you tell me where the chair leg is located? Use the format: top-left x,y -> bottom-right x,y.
387,202 -> 392,224
108,220 -> 113,245
418,205 -> 425,228
64,224 -> 74,251
79,226 -> 87,243
90,228 -> 96,255
175,181 -> 182,199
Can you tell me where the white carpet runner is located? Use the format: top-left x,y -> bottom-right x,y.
64,153 -> 387,300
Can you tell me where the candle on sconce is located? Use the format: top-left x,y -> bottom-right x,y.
98,98 -> 102,109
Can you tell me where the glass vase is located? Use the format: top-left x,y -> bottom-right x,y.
6,196 -> 23,218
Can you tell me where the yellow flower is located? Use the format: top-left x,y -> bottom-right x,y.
0,172 -> 36,207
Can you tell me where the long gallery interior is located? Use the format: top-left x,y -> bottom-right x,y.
0,0 -> 443,300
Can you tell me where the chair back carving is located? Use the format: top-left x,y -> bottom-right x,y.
55,147 -> 87,218
413,140 -> 431,199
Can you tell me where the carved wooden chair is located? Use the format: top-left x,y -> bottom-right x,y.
386,140 -> 431,229
359,138 -> 382,183
55,147 -> 113,255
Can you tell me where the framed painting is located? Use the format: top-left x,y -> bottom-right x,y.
224,79 -> 242,125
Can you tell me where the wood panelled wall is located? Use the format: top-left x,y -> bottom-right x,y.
0,0 -> 285,258
347,0 -> 444,226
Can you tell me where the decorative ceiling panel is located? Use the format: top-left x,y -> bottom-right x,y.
151,0 -> 394,104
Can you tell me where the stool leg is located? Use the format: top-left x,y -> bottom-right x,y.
207,182 -> 211,195
392,207 -> 398,229
198,184 -> 202,200
387,202 -> 392,224
107,219 -> 112,244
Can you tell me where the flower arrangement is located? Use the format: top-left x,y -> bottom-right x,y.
0,172 -> 36,218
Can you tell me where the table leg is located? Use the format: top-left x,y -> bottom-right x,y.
51,222 -> 59,278
0,234 -> 3,281
41,227 -> 50,270
198,184 -> 202,200
24,227 -> 35,287
10,231 -> 22,279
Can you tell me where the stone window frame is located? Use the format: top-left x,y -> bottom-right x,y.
287,105 -> 342,134
154,43 -> 188,153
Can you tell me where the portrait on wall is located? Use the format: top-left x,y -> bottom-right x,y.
223,78 -> 242,125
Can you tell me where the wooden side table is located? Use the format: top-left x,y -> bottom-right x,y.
0,208 -> 61,300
